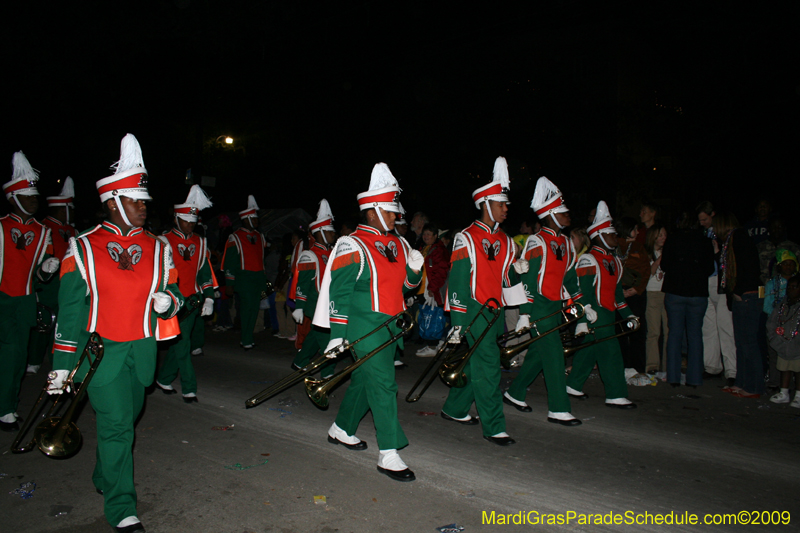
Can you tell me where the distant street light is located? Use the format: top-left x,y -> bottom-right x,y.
225,136 -> 233,144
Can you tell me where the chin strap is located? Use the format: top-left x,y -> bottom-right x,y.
550,212 -> 564,230
599,233 -> 613,250
319,230 -> 328,245
375,206 -> 390,232
114,196 -> 133,227
12,196 -> 33,216
485,201 -> 496,224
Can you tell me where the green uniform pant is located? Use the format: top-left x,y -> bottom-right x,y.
235,271 -> 267,346
157,307 -> 199,394
0,293 -> 36,417
335,316 -> 407,450
292,326 -> 335,378
190,310 -> 205,352
441,306 -> 507,437
566,308 -> 629,399
506,298 -> 571,412
88,340 -> 148,527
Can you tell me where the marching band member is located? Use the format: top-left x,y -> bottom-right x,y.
156,185 -> 215,402
313,163 -> 423,481
0,152 -> 58,431
565,201 -> 638,409
503,177 -> 589,425
52,134 -> 183,533
441,157 -> 527,445
222,195 -> 269,350
291,199 -> 337,378
27,176 -> 77,374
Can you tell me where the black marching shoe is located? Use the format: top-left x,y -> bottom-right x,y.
183,396 -> 199,404
502,395 -> 532,413
441,412 -> 480,425
483,435 -> 516,446
96,488 -> 104,496
291,363 -> 302,371
547,416 -> 582,427
327,435 -> 367,450
155,382 -> 177,395
567,391 -> 588,401
605,401 -> 637,409
377,466 -> 416,482
0,420 -> 20,432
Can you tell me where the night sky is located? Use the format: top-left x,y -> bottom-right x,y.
2,1 -> 798,235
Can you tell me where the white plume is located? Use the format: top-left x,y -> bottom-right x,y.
59,176 -> 75,198
11,151 -> 39,184
185,185 -> 213,210
492,156 -> 509,190
531,176 -> 561,209
316,198 -> 334,221
247,195 -> 259,211
593,200 -> 612,226
111,134 -> 145,173
369,163 -> 399,190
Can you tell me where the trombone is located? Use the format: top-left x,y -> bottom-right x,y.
304,311 -> 415,408
11,332 -> 104,457
496,302 -> 584,369
562,316 -> 641,356
245,310 -> 414,408
405,298 -> 502,403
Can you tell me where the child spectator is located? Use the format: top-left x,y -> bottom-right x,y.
767,275 -> 800,406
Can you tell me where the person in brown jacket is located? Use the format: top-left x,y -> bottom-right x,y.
616,217 -> 651,372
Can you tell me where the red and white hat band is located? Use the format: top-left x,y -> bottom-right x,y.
588,220 -> 614,239
534,195 -> 567,218
47,196 -> 73,207
310,218 -> 333,232
3,179 -> 38,199
356,187 -> 400,212
472,182 -> 509,208
96,169 -> 150,202
239,208 -> 258,219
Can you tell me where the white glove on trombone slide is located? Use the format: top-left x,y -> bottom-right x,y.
46,370 -> 70,395
407,250 -> 424,272
575,322 -> 590,336
324,338 -> 348,359
515,314 -> 530,332
512,258 -> 529,274
292,308 -> 304,324
583,304 -> 598,323
446,326 -> 463,344
152,292 -> 172,314
201,298 -> 214,317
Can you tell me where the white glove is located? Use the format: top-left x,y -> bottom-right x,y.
407,250 -> 424,272
41,257 -> 60,274
292,308 -> 304,324
406,297 -> 415,307
515,314 -> 530,332
575,322 -> 589,336
201,298 -> 214,317
512,258 -> 529,274
583,304 -> 598,323
324,338 -> 347,358
424,293 -> 437,308
447,326 -> 463,344
46,370 -> 70,395
152,292 -> 171,313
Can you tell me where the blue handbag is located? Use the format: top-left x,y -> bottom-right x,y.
418,304 -> 446,340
